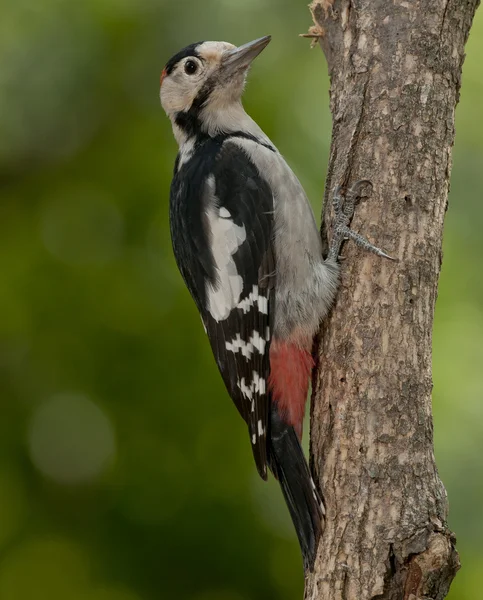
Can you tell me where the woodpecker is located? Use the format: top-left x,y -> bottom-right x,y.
160,36 -> 391,570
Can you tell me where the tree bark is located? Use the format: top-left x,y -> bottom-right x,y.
305,1 -> 480,599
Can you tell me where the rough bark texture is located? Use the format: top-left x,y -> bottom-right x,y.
305,1 -> 480,599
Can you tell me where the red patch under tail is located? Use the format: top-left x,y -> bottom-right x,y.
268,340 -> 314,439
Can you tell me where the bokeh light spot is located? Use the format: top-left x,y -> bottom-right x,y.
28,392 -> 116,484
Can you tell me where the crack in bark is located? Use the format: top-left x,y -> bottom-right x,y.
371,544 -> 397,600
439,0 -> 451,39
343,74 -> 370,186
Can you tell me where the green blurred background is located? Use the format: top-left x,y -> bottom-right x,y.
0,1 -> 482,598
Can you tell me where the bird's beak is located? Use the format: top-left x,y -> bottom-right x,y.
222,36 -> 271,75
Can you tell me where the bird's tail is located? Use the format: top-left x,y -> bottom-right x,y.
268,408 -> 324,572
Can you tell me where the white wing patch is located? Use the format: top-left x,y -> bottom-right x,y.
204,178 -> 246,321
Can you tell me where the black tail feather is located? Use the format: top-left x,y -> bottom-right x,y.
268,408 -> 324,571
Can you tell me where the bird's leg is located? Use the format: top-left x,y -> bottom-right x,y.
326,180 -> 395,262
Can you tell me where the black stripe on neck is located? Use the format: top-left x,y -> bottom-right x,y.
174,82 -> 214,138
227,131 -> 276,152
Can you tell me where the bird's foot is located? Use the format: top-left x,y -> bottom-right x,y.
327,180 -> 396,262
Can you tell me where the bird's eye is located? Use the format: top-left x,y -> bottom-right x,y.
184,60 -> 198,75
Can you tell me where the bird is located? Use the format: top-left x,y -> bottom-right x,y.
159,35 -> 392,571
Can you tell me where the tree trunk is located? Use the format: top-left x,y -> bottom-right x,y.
305,1 -> 480,599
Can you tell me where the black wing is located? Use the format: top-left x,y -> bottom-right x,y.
170,137 -> 275,479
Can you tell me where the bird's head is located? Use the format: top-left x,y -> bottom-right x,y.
160,36 -> 271,141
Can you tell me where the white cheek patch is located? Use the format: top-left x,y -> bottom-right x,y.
204,180 -> 246,321
160,73 -> 198,115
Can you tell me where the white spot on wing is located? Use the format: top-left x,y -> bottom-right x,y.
249,330 -> 266,355
257,419 -> 264,436
254,375 -> 266,395
242,343 -> 253,359
252,434 -> 256,444
237,371 -> 266,402
237,285 -> 269,315
226,330 -> 266,357
225,333 -> 254,358
237,285 -> 257,313
219,206 -> 231,218
257,296 -> 268,314
238,378 -> 253,400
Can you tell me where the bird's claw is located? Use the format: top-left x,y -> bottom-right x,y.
327,180 -> 395,262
